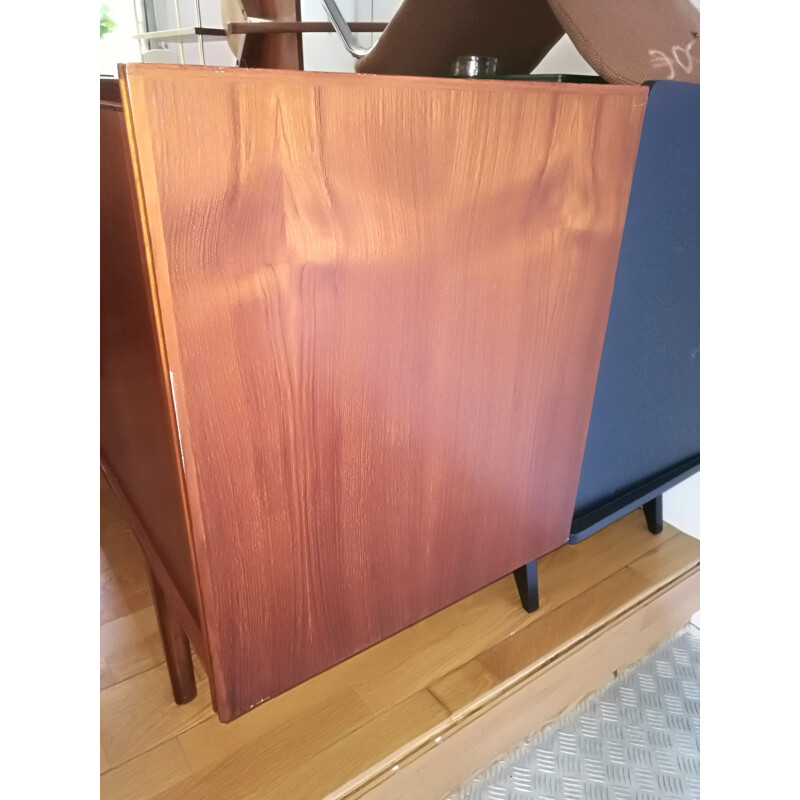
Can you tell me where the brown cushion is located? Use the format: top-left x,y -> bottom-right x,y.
355,0 -> 565,78
355,0 -> 700,85
548,0 -> 699,84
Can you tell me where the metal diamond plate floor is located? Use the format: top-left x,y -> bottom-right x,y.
449,626 -> 700,800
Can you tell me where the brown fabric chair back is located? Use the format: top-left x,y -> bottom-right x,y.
356,0 -> 564,78
548,0 -> 699,84
355,0 -> 700,85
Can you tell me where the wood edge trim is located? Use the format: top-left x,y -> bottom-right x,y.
371,568 -> 699,800
117,65 -> 228,715
327,562 -> 699,800
558,92 -> 648,530
101,455 -> 207,665
121,63 -> 650,99
450,564 -> 698,726
434,526 -> 683,684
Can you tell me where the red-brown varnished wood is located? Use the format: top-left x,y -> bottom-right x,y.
119,64 -> 646,721
147,568 -> 198,704
100,76 -> 122,106
101,460 -> 208,666
239,1 -> 303,69
100,97 -> 204,648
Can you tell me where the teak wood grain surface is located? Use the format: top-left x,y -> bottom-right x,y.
114,64 -> 646,721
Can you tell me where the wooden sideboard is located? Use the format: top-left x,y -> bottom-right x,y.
100,65 -> 646,722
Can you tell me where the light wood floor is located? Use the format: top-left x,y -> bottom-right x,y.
100,477 -> 699,800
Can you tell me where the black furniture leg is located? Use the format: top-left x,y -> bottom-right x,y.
643,494 -> 663,534
513,559 -> 539,613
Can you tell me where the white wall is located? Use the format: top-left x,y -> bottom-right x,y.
100,1 -> 142,75
531,34 -> 595,76
664,475 -> 700,539
100,0 -> 237,73
141,0 -> 236,66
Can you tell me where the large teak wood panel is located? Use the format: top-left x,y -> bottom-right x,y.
117,64 -> 646,721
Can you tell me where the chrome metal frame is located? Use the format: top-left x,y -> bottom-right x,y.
132,0 -> 377,65
319,0 -> 376,58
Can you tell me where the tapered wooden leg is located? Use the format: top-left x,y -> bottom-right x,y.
147,569 -> 197,704
513,559 -> 539,613
643,495 -> 664,534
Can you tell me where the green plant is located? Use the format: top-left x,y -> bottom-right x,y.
100,5 -> 116,39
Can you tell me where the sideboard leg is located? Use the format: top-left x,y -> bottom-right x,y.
148,569 -> 197,704
643,494 -> 664,534
513,559 -> 540,613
